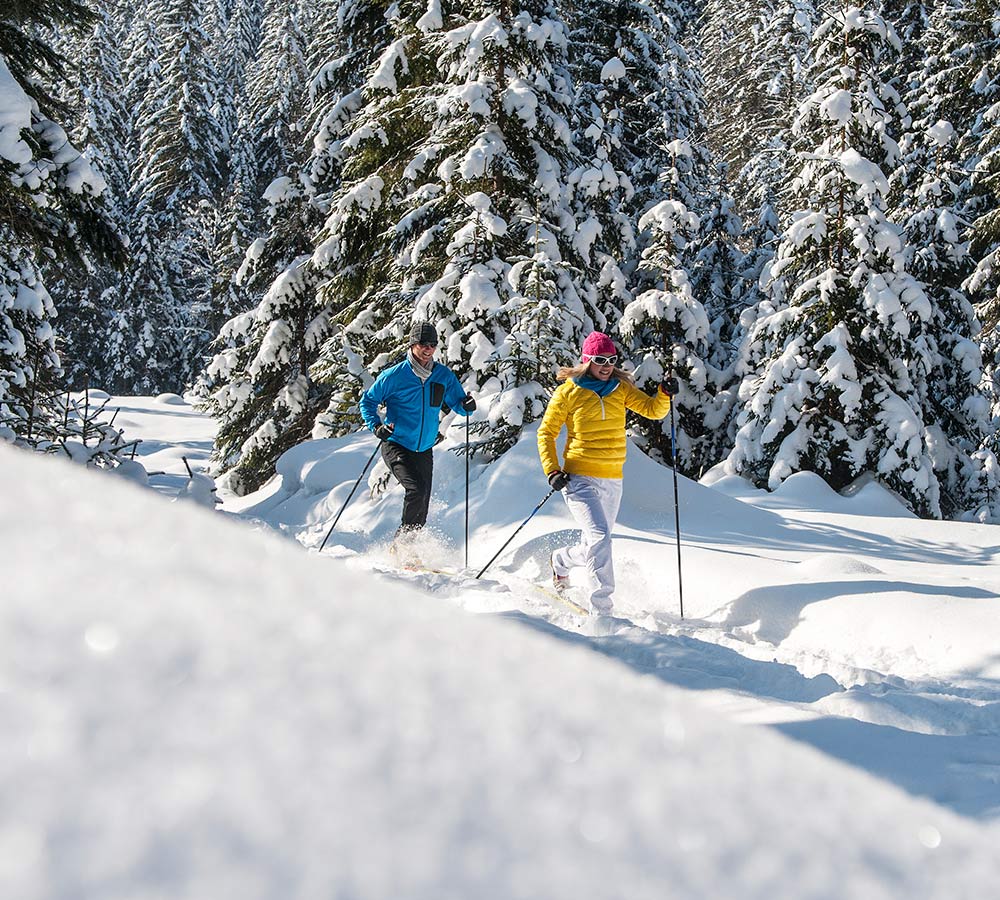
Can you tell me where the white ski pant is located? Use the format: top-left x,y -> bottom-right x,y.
552,474 -> 623,614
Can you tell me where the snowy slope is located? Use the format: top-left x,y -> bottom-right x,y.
104,395 -> 1000,717
240,418 -> 1000,684
215,407 -> 1000,824
5,443 -> 1000,899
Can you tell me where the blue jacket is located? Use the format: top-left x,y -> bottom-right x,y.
359,358 -> 470,452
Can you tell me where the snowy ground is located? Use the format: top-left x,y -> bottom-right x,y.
5,394 -> 1000,897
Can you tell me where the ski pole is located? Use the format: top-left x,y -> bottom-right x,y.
318,443 -> 380,552
476,487 -> 557,579
668,363 -> 684,619
465,416 -> 470,568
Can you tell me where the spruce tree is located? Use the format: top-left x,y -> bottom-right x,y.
725,4 -> 948,516
701,0 -> 816,223
205,0 -> 265,339
619,197 -> 717,473
51,7 -> 133,389
310,0 -> 604,458
565,0 -> 678,327
116,0 -> 226,392
700,0 -> 772,176
0,0 -> 120,443
201,0 -> 388,492
894,120 -> 993,516
961,3 -> 1000,393
891,1 -> 997,519
909,0 -> 1000,517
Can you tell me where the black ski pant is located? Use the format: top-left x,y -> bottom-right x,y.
381,441 -> 434,532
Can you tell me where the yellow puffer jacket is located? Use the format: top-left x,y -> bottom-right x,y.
538,378 -> 671,480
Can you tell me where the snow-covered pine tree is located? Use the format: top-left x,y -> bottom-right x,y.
726,4 -> 949,516
619,196 -> 717,474
700,0 -> 770,176
737,181 -> 783,316
568,0 -> 718,353
701,0 -> 816,222
960,1 -> 1000,421
687,175 -> 746,369
906,0 -> 1000,517
0,0 -> 120,443
595,1 -> 721,474
204,0 -> 254,164
912,1 -> 999,331
964,45 -> 1000,520
120,1 -> 160,120
437,0 -> 609,455
0,241 -> 62,446
879,1 -> 933,95
51,6 -> 133,389
116,0 -> 227,392
890,2 -> 998,520
106,7 -> 182,393
893,119 -> 994,517
556,0 -> 711,335
248,0 -> 311,192
565,0 -> 659,328
305,0 -> 390,186
487,201 -> 590,456
605,0 -> 706,226
201,0 -> 389,493
209,120 -> 260,342
709,0 -> 817,393
205,0 -> 265,338
309,0 -> 604,459
970,126 -> 1000,337
679,172 -> 750,468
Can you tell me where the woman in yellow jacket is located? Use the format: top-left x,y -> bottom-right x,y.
538,331 -> 677,618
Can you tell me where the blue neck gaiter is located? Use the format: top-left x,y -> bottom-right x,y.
573,374 -> 618,398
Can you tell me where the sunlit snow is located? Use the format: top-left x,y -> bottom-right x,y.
5,395 -> 1000,897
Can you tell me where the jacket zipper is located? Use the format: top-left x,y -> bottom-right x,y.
419,379 -> 427,448
585,380 -> 618,420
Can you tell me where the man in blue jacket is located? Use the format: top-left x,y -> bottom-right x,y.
359,321 -> 476,544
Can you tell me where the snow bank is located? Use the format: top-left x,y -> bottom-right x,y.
154,392 -> 187,406
4,446 -> 1000,897
0,57 -> 33,165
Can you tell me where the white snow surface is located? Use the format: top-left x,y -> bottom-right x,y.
600,57 -> 627,83
839,148 -> 890,198
5,396 -> 1000,897
927,119 -> 954,147
0,56 -> 34,165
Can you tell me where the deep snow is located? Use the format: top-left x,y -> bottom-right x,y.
4,393 -> 1000,898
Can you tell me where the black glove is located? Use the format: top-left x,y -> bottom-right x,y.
660,375 -> 679,396
460,393 -> 477,413
374,423 -> 394,441
548,470 -> 570,491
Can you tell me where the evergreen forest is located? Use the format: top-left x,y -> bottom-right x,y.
2,0 -> 999,521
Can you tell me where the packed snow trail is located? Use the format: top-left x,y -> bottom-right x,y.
350,549 -> 1000,822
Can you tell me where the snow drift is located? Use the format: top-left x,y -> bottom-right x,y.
4,444 -> 1000,898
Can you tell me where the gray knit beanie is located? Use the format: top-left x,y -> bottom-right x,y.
408,321 -> 438,346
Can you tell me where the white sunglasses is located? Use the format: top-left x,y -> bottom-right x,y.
585,354 -> 618,366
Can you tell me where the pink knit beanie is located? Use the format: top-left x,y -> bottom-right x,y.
581,331 -> 616,360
